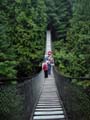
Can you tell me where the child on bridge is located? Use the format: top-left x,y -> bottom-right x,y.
42,61 -> 48,78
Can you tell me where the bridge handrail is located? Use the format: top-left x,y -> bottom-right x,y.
0,70 -> 44,120
53,67 -> 90,120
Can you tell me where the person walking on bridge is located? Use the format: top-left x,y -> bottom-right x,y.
42,61 -> 48,78
47,60 -> 51,75
47,53 -> 54,75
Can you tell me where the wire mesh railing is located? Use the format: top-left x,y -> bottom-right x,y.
0,71 -> 44,120
53,67 -> 90,120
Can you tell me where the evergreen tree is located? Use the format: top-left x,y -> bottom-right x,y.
0,0 -> 47,80
45,0 -> 72,40
15,0 -> 47,78
0,0 -> 17,78
54,0 -> 90,77
66,0 -> 90,77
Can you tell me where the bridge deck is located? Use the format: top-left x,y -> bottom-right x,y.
33,75 -> 66,120
33,31 -> 66,120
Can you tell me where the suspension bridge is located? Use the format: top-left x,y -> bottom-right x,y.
32,31 -> 66,120
0,31 -> 90,120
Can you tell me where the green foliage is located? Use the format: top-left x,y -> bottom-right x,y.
54,0 -> 90,78
0,0 -> 89,80
0,0 -> 17,78
15,0 -> 47,78
0,0 -> 47,79
0,87 -> 23,120
45,0 -> 72,40
72,80 -> 90,89
0,61 -> 17,78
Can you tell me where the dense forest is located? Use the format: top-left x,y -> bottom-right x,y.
46,0 -> 72,40
0,0 -> 90,120
0,0 -> 90,81
53,0 -> 90,78
0,0 -> 47,80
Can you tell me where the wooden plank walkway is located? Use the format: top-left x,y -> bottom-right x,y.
33,31 -> 66,120
33,74 -> 66,120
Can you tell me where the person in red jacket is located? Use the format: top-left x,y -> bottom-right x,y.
42,61 -> 48,78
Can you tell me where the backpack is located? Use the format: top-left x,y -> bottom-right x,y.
42,63 -> 48,71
